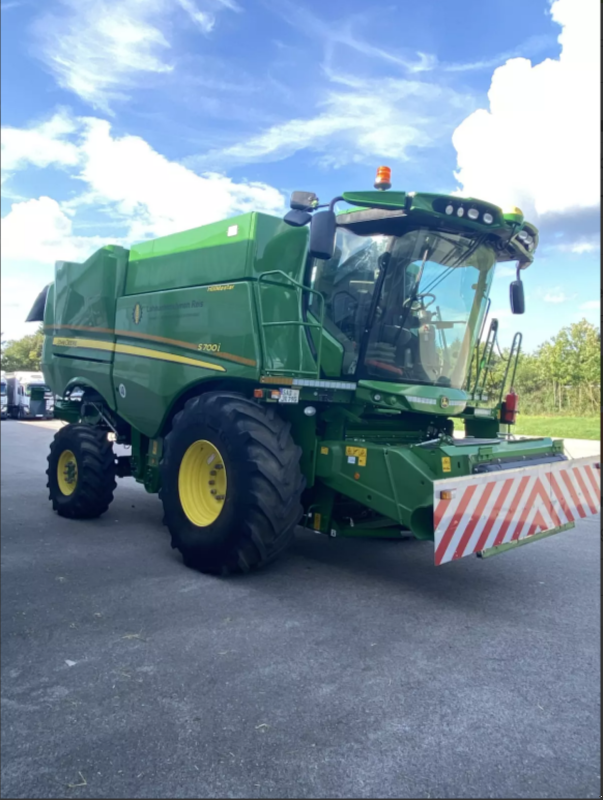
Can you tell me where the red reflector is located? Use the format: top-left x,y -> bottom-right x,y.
253,388 -> 263,398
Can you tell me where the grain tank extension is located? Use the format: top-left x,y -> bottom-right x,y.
29,169 -> 600,574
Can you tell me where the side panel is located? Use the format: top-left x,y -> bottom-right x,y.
124,214 -> 255,295
112,282 -> 261,437
124,212 -> 310,297
433,456 -> 601,565
252,218 -> 315,376
251,214 -> 309,282
54,247 -> 129,333
45,247 -> 129,407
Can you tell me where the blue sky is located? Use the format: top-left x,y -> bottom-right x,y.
1,0 -> 599,350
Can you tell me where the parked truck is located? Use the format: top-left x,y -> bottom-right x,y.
1,372 -> 7,420
27,167 -> 600,574
6,372 -> 54,420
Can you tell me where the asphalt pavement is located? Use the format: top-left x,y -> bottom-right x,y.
1,420 -> 600,799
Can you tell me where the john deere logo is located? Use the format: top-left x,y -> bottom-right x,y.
440,396 -> 450,408
132,303 -> 143,325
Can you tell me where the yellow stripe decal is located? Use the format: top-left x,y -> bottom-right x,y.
53,337 -> 115,352
47,325 -> 256,367
52,337 -> 226,373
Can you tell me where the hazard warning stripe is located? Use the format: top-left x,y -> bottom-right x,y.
433,456 -> 600,566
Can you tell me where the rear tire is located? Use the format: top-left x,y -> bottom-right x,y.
47,424 -> 116,518
160,392 -> 305,575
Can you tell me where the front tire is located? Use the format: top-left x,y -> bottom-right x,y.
47,424 -> 116,518
160,392 -> 305,575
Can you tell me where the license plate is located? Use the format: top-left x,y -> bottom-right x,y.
278,388 -> 300,404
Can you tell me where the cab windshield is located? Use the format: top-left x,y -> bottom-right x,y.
0,382 -> 6,397
309,226 -> 495,388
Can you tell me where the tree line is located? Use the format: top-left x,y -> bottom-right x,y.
1,319 -> 600,416
474,318 -> 600,416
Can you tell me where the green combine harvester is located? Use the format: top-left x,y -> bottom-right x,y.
27,167 -> 600,574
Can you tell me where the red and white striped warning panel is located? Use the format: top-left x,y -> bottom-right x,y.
433,456 -> 600,566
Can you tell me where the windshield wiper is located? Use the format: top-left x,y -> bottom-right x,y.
420,235 -> 487,297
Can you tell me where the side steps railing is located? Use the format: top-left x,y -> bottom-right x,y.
255,270 -> 325,379
499,331 -> 522,404
468,317 -> 499,402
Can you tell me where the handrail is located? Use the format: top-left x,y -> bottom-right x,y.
472,318 -> 498,400
256,270 -> 325,378
499,331 -> 522,404
466,298 -> 491,396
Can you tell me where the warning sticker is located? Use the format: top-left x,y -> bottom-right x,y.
320,446 -> 329,455
345,446 -> 367,467
442,456 -> 452,473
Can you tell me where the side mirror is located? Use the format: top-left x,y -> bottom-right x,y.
309,210 -> 336,260
290,191 -> 318,211
284,209 -> 312,227
510,280 -> 525,315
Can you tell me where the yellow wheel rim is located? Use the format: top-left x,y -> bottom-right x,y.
178,440 -> 227,527
57,449 -> 78,496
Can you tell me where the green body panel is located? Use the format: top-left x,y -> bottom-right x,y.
125,212 -> 308,295
308,318 -> 344,377
112,282 -> 260,437
54,246 -> 129,332
43,247 -> 129,409
316,434 -> 564,538
356,380 -> 467,415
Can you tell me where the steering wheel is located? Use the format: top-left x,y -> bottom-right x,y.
403,292 -> 436,310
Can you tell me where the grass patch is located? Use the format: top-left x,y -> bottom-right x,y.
453,415 -> 600,441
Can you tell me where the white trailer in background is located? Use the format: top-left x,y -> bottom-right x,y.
5,372 -> 55,420
1,372 -> 7,419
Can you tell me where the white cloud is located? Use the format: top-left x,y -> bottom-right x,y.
190,73 -> 474,169
1,197 -> 109,264
31,0 -> 239,112
1,110 -> 80,178
273,1 -> 437,75
556,240 -> 599,255
175,0 -> 241,33
451,0 -> 599,220
543,289 -> 572,304
580,300 -> 600,311
71,117 -> 284,240
176,0 -> 215,32
1,112 -> 287,338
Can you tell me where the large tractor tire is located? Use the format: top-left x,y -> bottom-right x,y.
47,424 -> 116,518
160,392 -> 305,575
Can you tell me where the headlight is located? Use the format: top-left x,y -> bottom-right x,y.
467,208 -> 479,220
445,204 -> 454,215
456,207 -> 465,217
517,230 -> 529,241
482,212 -> 494,224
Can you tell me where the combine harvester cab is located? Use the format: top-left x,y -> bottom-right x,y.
27,167 -> 600,574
